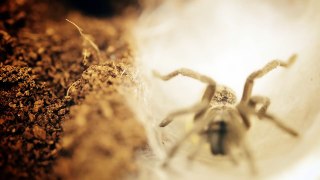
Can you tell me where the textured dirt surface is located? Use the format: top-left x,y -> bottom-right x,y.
0,0 -> 146,179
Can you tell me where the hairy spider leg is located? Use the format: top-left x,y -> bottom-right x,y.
238,54 -> 297,128
153,68 -> 216,127
260,113 -> 299,137
241,54 -> 297,103
161,109 -> 216,167
153,68 -> 216,85
249,96 -> 270,117
159,102 -> 208,127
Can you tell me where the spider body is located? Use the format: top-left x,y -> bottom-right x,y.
153,55 -> 299,173
206,120 -> 228,155
201,86 -> 242,156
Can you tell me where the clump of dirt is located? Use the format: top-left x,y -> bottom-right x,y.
0,65 -> 71,178
0,0 -> 146,179
0,0 -> 27,34
53,19 -> 147,178
55,61 -> 146,180
0,1 -> 73,178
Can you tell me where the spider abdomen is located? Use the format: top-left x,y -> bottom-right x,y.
206,121 -> 228,155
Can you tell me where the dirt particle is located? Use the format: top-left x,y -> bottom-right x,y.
33,100 -> 44,113
28,113 -> 35,122
32,125 -> 46,140
23,127 -> 33,139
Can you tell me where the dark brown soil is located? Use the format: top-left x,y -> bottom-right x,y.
0,0 -> 146,179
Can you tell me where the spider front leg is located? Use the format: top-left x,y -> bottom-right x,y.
159,102 -> 207,127
153,68 -> 216,85
241,54 -> 297,103
154,68 -> 216,126
158,84 -> 216,127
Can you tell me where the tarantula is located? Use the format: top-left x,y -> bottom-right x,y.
153,55 -> 299,173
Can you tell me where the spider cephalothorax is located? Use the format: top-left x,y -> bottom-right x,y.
153,55 -> 299,173
211,86 -> 237,106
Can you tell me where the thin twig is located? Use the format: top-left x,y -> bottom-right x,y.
66,19 -> 101,60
